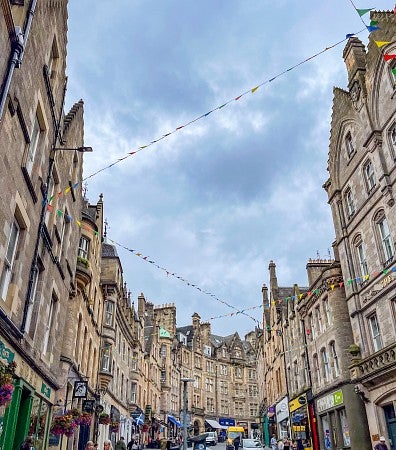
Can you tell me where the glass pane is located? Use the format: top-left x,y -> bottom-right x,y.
339,409 -> 350,447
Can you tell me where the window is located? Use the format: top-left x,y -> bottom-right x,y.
369,314 -> 383,352
203,345 -> 211,357
322,298 -> 331,326
0,219 -> 20,300
131,352 -> 138,371
346,132 -> 355,157
104,300 -> 114,326
58,212 -> 71,260
391,126 -> 396,159
47,37 -> 59,80
378,216 -> 394,263
316,306 -> 323,333
101,343 -> 112,372
345,188 -> 355,217
78,236 -> 90,259
26,115 -> 42,175
43,295 -> 57,354
160,345 -> 167,358
330,342 -> 340,377
363,160 -> 376,192
321,348 -> 330,382
354,240 -> 368,278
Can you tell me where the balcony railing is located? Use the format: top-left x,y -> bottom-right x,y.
356,341 -> 396,381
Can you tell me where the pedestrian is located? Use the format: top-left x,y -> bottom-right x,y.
283,437 -> 290,450
233,436 -> 241,450
277,439 -> 284,450
128,438 -> 136,450
20,437 -> 35,450
116,437 -> 127,450
160,439 -> 168,450
104,441 -> 114,450
85,442 -> 94,450
270,435 -> 277,450
94,444 -> 99,449
374,437 -> 389,450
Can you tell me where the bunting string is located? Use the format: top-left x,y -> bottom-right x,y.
47,26 -> 374,205
107,237 -> 260,325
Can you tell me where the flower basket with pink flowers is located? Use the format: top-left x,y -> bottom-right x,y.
75,412 -> 92,426
50,413 -> 78,437
99,412 -> 111,425
110,420 -> 120,433
0,361 -> 16,407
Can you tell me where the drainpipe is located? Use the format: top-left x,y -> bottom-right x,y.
0,0 -> 38,122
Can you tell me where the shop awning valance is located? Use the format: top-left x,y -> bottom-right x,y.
205,419 -> 226,429
168,415 -> 182,427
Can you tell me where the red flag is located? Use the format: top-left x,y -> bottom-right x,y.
384,54 -> 396,61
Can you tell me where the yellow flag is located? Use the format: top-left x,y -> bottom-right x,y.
251,86 -> 260,93
375,40 -> 391,48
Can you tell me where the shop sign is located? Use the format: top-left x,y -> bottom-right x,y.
219,417 -> 235,426
276,396 -> 289,423
41,382 -> 51,399
289,394 -> 307,413
316,390 -> 343,413
0,340 -> 14,363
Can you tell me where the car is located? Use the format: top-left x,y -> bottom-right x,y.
241,439 -> 264,450
206,432 -> 218,446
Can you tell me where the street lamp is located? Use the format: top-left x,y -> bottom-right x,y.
53,146 -> 93,152
181,378 -> 194,450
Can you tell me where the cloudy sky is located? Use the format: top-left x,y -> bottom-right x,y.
65,0 -> 392,337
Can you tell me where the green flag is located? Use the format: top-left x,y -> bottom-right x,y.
357,8 -> 373,16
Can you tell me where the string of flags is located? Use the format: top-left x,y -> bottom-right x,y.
350,2 -> 396,75
47,24 -> 377,204
106,237 -> 260,325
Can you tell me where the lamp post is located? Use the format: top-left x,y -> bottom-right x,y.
181,378 -> 194,450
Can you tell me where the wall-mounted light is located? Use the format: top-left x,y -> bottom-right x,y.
354,385 -> 370,403
54,146 -> 93,152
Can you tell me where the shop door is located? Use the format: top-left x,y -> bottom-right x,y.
11,385 -> 34,450
384,405 -> 396,449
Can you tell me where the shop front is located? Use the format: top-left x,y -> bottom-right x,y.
315,385 -> 370,450
0,339 -> 56,450
275,397 -> 289,440
289,394 -> 314,450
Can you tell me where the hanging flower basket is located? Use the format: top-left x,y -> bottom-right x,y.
75,412 -> 92,426
99,412 -> 111,425
110,420 -> 120,433
0,361 -> 16,408
50,413 -> 78,437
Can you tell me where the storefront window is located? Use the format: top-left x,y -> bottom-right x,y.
291,406 -> 310,446
29,395 -> 50,450
321,416 -> 332,449
339,409 -> 350,447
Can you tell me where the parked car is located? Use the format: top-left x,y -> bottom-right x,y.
241,439 -> 264,450
206,432 -> 218,446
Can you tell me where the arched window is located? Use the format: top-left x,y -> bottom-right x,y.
353,234 -> 369,278
321,348 -> 330,382
329,341 -> 340,377
390,124 -> 396,159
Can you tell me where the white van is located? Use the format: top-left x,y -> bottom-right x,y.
206,432 -> 218,446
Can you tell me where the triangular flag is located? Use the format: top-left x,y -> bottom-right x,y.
346,33 -> 355,39
370,20 -> 378,26
384,54 -> 396,61
251,86 -> 260,93
392,68 -> 396,76
64,187 -> 71,194
331,285 -> 335,291
47,204 -> 53,212
357,8 -> 374,16
367,25 -> 380,32
56,209 -> 63,217
128,151 -> 136,155
375,40 -> 391,48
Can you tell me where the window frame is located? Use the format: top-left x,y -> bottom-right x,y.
78,236 -> 90,259
345,187 -> 355,217
368,314 -> 383,352
345,132 -> 356,158
377,215 -> 395,264
330,341 -> 340,377
363,159 -> 376,193
0,219 -> 21,301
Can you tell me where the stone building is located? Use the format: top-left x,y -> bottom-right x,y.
296,259 -> 370,450
0,1 -> 89,448
324,8 -> 396,446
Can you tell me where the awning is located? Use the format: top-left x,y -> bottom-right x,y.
205,419 -> 227,429
168,415 -> 182,427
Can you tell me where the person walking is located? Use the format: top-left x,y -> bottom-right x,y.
233,435 -> 241,450
104,441 -> 114,450
116,437 -> 127,450
374,437 -> 389,450
270,435 -> 277,450
85,442 -> 94,450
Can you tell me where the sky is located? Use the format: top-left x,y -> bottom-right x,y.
64,0 -> 393,338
